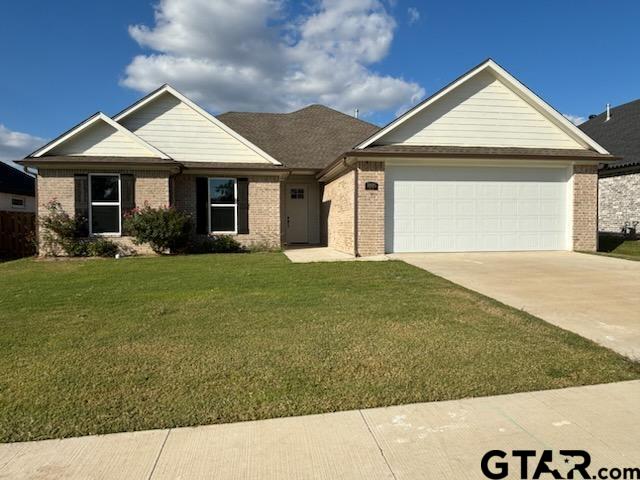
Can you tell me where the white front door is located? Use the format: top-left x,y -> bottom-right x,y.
286,184 -> 308,243
386,165 -> 570,253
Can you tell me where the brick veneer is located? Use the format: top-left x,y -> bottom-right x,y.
37,168 -> 171,255
321,169 -> 355,255
355,161 -> 385,256
573,164 -> 598,251
598,171 -> 640,233
173,173 -> 281,249
321,161 -> 385,257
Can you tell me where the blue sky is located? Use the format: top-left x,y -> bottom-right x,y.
1,0 -> 639,164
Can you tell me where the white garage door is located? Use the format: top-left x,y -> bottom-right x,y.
385,165 -> 570,253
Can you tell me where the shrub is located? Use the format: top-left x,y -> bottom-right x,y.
87,238 -> 120,257
39,200 -> 84,256
124,206 -> 192,254
188,235 -> 245,254
39,200 -> 121,257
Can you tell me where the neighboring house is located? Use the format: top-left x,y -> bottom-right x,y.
0,162 -> 35,212
18,59 -> 613,256
579,99 -> 640,234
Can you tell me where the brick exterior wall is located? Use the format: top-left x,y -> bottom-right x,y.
36,168 -> 171,255
173,173 -> 281,249
356,161 -> 385,256
598,171 -> 640,233
572,164 -> 598,251
134,171 -> 171,209
321,169 -> 356,255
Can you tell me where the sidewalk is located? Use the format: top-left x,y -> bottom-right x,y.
1,381 -> 639,479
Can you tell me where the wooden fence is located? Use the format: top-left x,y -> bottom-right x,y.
0,211 -> 36,259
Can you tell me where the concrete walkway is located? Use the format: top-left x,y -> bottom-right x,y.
392,252 -> 640,360
2,381 -> 639,479
284,246 -> 388,263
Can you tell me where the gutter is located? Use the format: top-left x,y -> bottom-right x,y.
317,156 -> 358,183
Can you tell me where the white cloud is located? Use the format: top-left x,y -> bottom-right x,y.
0,124 -> 46,168
407,7 -> 420,25
563,113 -> 586,126
123,0 -> 425,117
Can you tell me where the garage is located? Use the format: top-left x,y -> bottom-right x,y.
385,164 -> 570,253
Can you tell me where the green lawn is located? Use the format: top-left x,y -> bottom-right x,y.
1,253 -> 638,442
598,234 -> 640,261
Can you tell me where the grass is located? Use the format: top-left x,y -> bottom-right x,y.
1,253 -> 639,443
597,234 -> 640,261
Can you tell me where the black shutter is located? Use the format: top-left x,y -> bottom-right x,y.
74,174 -> 89,237
237,178 -> 249,234
120,174 -> 135,235
196,177 -> 208,234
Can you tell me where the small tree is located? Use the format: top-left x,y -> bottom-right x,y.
124,206 -> 192,254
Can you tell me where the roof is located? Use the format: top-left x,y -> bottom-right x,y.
218,105 -> 379,169
348,145 -> 616,160
18,156 -> 179,168
180,161 -> 287,170
579,99 -> 640,170
356,59 -> 609,155
0,162 -> 35,196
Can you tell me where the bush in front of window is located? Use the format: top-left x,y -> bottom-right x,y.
124,206 -> 193,254
39,200 -> 79,256
87,238 -> 120,257
187,235 -> 246,254
40,200 -> 120,257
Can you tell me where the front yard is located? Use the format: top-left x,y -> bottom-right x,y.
1,253 -> 638,442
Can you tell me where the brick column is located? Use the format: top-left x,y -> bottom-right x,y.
572,164 -> 598,251
356,161 -> 385,256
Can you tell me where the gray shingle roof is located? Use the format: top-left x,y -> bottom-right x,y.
217,105 -> 379,169
0,162 -> 35,196
351,145 -> 614,159
579,99 -> 640,169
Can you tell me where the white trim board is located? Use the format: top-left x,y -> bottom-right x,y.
30,113 -> 170,159
114,85 -> 282,166
357,59 -> 609,154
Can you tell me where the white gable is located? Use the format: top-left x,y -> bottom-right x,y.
360,60 -> 608,153
47,119 -> 159,157
118,91 -> 274,164
378,70 -> 583,149
31,112 -> 169,159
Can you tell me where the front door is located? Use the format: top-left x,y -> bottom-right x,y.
285,184 -> 308,243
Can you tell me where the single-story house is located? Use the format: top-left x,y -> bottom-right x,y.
18,59 -> 614,255
579,99 -> 640,235
0,162 -> 35,212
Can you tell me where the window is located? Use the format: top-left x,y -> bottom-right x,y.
89,174 -> 121,235
290,188 -> 304,199
11,198 -> 25,209
209,178 -> 237,233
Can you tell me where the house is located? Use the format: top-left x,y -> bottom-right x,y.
579,99 -> 640,235
18,59 -> 614,256
0,162 -> 35,212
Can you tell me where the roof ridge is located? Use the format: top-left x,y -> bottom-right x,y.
218,103 -> 378,129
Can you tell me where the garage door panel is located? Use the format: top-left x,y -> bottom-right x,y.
385,165 -> 569,253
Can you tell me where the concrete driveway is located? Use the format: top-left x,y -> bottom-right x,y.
390,252 -> 640,360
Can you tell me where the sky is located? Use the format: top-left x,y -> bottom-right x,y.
1,0 -> 639,169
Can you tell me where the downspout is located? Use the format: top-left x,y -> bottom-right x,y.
354,165 -> 359,257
